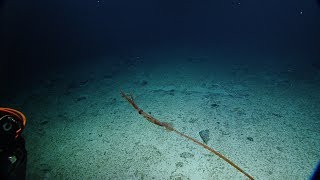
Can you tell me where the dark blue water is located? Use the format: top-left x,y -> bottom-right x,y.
2,0 -> 320,96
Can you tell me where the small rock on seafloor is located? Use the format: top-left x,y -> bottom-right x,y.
199,129 -> 210,144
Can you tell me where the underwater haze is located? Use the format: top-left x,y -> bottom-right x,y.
1,0 -> 320,179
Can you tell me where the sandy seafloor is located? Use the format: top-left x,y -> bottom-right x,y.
6,50 -> 320,179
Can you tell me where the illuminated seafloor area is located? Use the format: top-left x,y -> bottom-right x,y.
5,48 -> 320,179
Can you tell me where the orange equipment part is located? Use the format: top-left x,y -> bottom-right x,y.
0,108 -> 26,138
